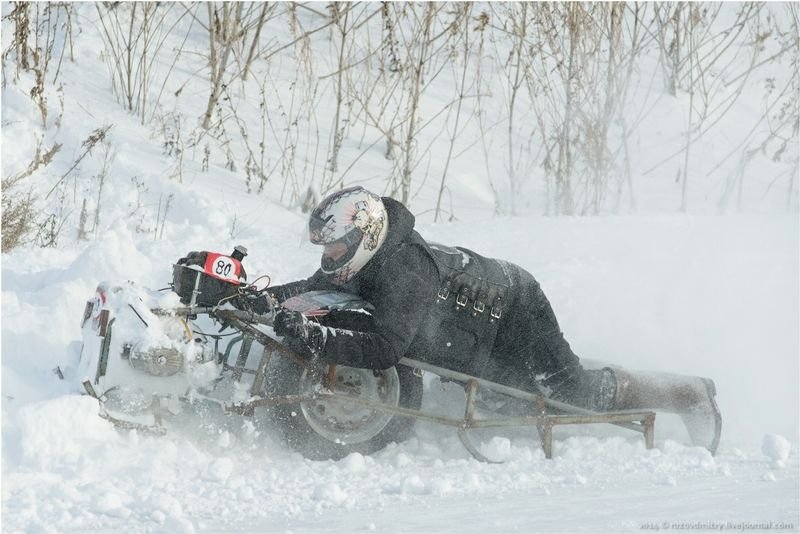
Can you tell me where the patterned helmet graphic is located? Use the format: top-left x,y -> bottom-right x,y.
309,186 -> 388,284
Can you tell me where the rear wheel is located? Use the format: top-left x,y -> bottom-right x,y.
262,356 -> 423,460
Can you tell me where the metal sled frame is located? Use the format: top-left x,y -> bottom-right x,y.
83,308 -> 656,462
220,313 -> 656,462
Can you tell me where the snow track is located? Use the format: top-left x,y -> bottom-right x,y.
2,391 -> 797,532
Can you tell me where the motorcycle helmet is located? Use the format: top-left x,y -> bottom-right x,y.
309,186 -> 388,284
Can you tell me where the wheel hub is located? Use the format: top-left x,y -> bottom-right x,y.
299,365 -> 401,444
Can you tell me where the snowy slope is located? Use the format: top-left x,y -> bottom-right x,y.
2,3 -> 799,533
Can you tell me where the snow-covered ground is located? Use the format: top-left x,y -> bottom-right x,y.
2,3 -> 798,533
2,209 -> 797,533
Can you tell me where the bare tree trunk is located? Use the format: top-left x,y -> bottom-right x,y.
202,3 -> 242,130
680,13 -> 696,213
124,3 -> 137,111
556,4 -> 579,215
506,3 -> 528,217
400,4 -> 435,205
77,198 -> 88,240
328,3 -> 351,177
434,3 -> 472,222
241,3 -> 270,82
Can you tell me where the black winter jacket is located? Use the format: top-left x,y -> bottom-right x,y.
273,198 -> 584,396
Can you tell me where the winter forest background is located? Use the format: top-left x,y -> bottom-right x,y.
2,1 -> 797,249
1,2 -> 799,532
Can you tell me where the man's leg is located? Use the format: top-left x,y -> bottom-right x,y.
492,273 -> 616,411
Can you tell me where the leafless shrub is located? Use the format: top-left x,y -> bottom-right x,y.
96,2 -> 194,124
7,137 -> 62,186
1,2 -> 31,79
490,3 -> 536,215
35,211 -> 61,248
433,3 -> 476,222
715,3 -> 799,211
201,2 -> 269,130
45,125 -> 112,200
153,111 -> 188,183
1,188 -> 36,252
320,3 -> 387,191
90,142 -> 114,235
154,193 -> 173,240
241,3 -> 272,82
1,136 -> 62,252
1,3 -> 73,115
77,197 -> 89,241
127,176 -> 152,234
4,1 -> 794,229
254,5 -> 323,205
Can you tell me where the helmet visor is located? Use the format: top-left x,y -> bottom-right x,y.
320,227 -> 363,272
309,212 -> 333,244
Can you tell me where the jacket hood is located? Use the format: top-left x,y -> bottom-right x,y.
381,196 -> 416,250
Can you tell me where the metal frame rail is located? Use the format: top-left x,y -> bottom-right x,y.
84,308 -> 656,462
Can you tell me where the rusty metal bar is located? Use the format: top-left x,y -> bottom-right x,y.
324,364 -> 338,390
644,413 -> 656,450
231,337 -> 253,382
399,357 -> 645,433
249,346 -> 273,396
399,357 -> 544,402
468,411 -> 655,429
83,380 -> 166,435
457,428 -> 500,463
317,393 -> 466,427
82,380 -> 99,399
227,317 -> 316,371
542,420 -> 554,459
227,389 -> 474,429
302,392 -> 656,435
98,309 -> 110,337
98,412 -> 167,435
225,394 -> 318,416
224,388 -> 654,436
308,389 -> 654,461
223,363 -> 256,375
457,379 -> 504,463
216,324 -> 652,433
137,310 -> 661,459
463,379 -> 478,427
535,395 -> 547,443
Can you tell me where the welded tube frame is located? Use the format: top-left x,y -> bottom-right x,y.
155,309 -> 657,460
229,387 -> 655,460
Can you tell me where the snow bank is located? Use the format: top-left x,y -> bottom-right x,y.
17,396 -> 119,469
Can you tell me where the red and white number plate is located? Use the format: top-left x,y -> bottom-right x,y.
203,253 -> 243,284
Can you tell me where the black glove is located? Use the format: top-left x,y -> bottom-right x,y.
273,310 -> 307,338
268,282 -> 307,304
232,291 -> 272,315
273,310 -> 326,355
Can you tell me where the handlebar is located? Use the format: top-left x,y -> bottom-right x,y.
152,306 -> 276,326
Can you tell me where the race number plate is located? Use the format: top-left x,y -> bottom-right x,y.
203,253 -> 243,284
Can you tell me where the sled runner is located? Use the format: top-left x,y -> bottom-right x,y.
70,248 -> 721,462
